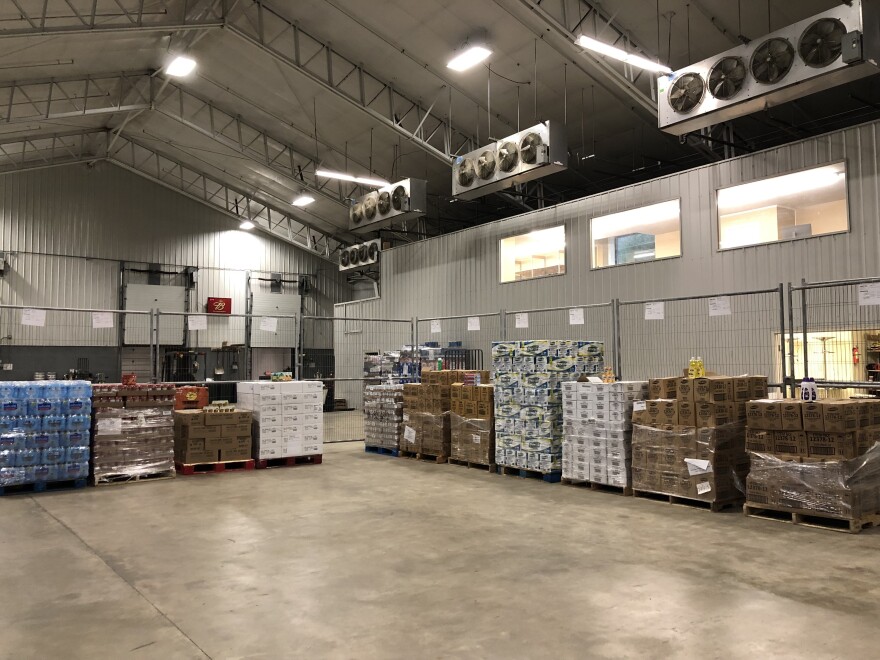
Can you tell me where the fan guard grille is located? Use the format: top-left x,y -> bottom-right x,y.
751,37 -> 795,84
799,18 -> 846,68
708,57 -> 747,100
668,73 -> 705,114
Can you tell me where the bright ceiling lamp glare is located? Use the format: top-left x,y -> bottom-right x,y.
575,35 -> 672,74
447,45 -> 492,72
292,195 -> 315,207
717,166 -> 846,211
165,55 -> 197,77
239,220 -> 255,230
315,169 -> 389,187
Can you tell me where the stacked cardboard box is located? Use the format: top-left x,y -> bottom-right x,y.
745,398 -> 880,518
173,409 -> 252,464
92,384 -> 177,482
629,374 -> 765,503
493,340 -> 603,474
562,380 -> 648,487
450,384 -> 495,465
236,381 -> 324,460
364,384 -> 404,450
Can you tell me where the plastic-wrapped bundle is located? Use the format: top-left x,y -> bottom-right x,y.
402,411 -> 450,457
450,413 -> 495,465
92,407 -> 175,480
364,384 -> 404,450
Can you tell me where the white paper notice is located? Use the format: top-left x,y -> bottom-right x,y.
587,376 -> 604,384
430,319 -> 442,334
633,401 -> 647,412
515,313 -> 529,329
708,296 -> 732,317
569,308 -> 585,325
404,426 -> 416,443
402,413 -> 410,422
471,433 -> 481,444
259,316 -> 278,332
684,458 -> 713,476
188,314 -> 208,331
21,308 -> 46,327
92,312 -> 114,329
696,482 -> 712,495
644,302 -> 665,320
467,317 -> 481,332
858,282 -> 880,306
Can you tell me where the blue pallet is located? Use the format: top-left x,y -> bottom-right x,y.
495,465 -> 561,483
364,445 -> 400,458
0,477 -> 88,496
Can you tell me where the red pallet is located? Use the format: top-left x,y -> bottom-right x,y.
175,459 -> 255,475
255,455 -> 323,469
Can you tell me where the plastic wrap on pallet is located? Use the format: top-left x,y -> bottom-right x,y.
630,421 -> 749,503
92,407 -> 175,479
450,412 -> 495,465
402,411 -> 450,456
364,384 -> 404,450
746,443 -> 880,518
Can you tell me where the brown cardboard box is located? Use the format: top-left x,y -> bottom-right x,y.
632,408 -> 651,426
693,376 -> 734,403
750,376 -> 770,399
772,430 -> 808,456
802,403 -> 824,432
807,431 -> 858,459
733,377 -> 752,401
647,399 -> 679,426
175,420 -> 222,440
732,401 -> 748,421
746,400 -> 781,430
677,400 -> 697,427
869,400 -> 880,427
822,401 -> 860,433
451,383 -> 463,399
649,377 -> 677,399
677,378 -> 695,402
463,401 -> 477,417
852,401 -> 871,428
477,385 -> 494,402
695,402 -> 734,428
779,400 -> 803,431
221,422 -> 251,437
476,401 -> 492,418
857,428 -> 880,455
204,410 -> 252,426
746,428 -> 773,453
218,436 -> 251,461
746,475 -> 777,505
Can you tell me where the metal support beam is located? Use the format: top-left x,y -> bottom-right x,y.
0,129 -> 104,174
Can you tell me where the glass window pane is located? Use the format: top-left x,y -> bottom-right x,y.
717,163 -> 848,250
499,226 -> 566,283
590,200 -> 681,268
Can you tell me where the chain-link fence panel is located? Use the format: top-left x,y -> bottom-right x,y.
619,286 -> 786,392
416,313 -> 501,372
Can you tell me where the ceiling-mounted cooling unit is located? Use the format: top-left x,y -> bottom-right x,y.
339,239 -> 381,272
658,0 -> 880,135
348,178 -> 427,233
452,122 -> 567,201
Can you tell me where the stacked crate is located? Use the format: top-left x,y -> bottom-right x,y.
450,383 -> 495,466
364,384 -> 404,451
236,381 -> 323,460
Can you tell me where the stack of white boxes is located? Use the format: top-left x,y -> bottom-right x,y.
236,381 -> 324,460
562,380 -> 648,487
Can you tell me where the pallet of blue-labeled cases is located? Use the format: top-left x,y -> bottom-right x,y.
0,477 -> 88,496
495,465 -> 562,483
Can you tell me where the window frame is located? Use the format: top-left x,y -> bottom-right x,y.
588,198 -> 683,270
498,224 -> 568,285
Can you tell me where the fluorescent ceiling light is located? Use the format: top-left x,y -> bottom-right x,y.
575,36 -> 672,74
592,200 -> 681,240
166,55 -> 197,77
239,220 -> 255,230
292,195 -> 315,207
316,169 -> 389,187
718,166 -> 845,211
447,46 -> 492,72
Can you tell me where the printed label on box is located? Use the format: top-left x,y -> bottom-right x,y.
684,458 -> 712,475
404,426 -> 416,443
696,482 -> 712,494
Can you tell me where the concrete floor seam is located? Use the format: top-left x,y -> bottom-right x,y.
31,496 -> 214,660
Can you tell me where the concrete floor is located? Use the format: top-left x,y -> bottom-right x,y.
3,443 -> 880,660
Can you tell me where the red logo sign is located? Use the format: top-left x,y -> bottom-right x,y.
207,297 -> 232,314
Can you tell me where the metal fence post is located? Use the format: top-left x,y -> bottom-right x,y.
800,279 -> 809,380
295,310 -> 303,381
777,283 -> 788,397
612,298 -> 622,380
150,308 -> 158,383
787,282 -> 796,397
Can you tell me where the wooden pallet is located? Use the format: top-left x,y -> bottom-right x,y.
448,457 -> 496,472
632,488 -> 742,512
364,445 -> 400,457
175,459 -> 256,475
0,477 -> 88,496
561,477 -> 632,496
743,501 -> 880,534
255,455 -> 323,469
495,465 -> 562,483
93,469 -> 176,486
399,449 -> 448,464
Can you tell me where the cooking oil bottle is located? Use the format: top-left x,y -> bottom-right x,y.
696,356 -> 705,378
688,357 -> 697,378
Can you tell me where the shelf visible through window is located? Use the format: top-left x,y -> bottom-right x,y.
499,226 -> 566,283
590,200 -> 681,268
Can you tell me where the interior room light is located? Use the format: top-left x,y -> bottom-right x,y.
239,220 -> 255,230
447,46 -> 492,72
717,166 -> 845,211
292,195 -> 315,207
592,200 -> 681,239
316,169 -> 389,187
166,55 -> 197,77
575,35 -> 672,74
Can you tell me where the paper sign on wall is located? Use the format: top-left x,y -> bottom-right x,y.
569,308 -> 585,325
21,308 -> 46,327
188,314 -> 208,331
467,317 -> 481,331
515,313 -> 529,329
708,296 -> 732,317
430,319 -> 442,334
259,316 -> 278,332
644,302 -> 665,320
92,312 -> 114,329
858,283 -> 880,306
404,426 -> 416,443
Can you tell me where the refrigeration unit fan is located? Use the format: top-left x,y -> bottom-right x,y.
799,18 -> 846,67
519,132 -> 543,164
477,150 -> 496,179
350,203 -> 364,225
378,191 -> 392,214
349,247 -> 360,265
358,244 -> 369,262
668,73 -> 705,113
708,56 -> 747,99
367,242 -> 379,261
391,185 -> 407,211
340,251 -> 350,267
751,37 -> 795,83
338,239 -> 382,271
498,141 -> 519,172
363,193 -> 378,220
457,158 -> 476,186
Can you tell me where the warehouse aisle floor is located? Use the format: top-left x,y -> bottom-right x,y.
3,442 -> 880,659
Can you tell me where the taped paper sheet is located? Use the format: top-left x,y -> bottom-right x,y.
644,302 -> 664,320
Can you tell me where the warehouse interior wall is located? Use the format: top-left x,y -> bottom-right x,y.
0,162 -> 352,380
